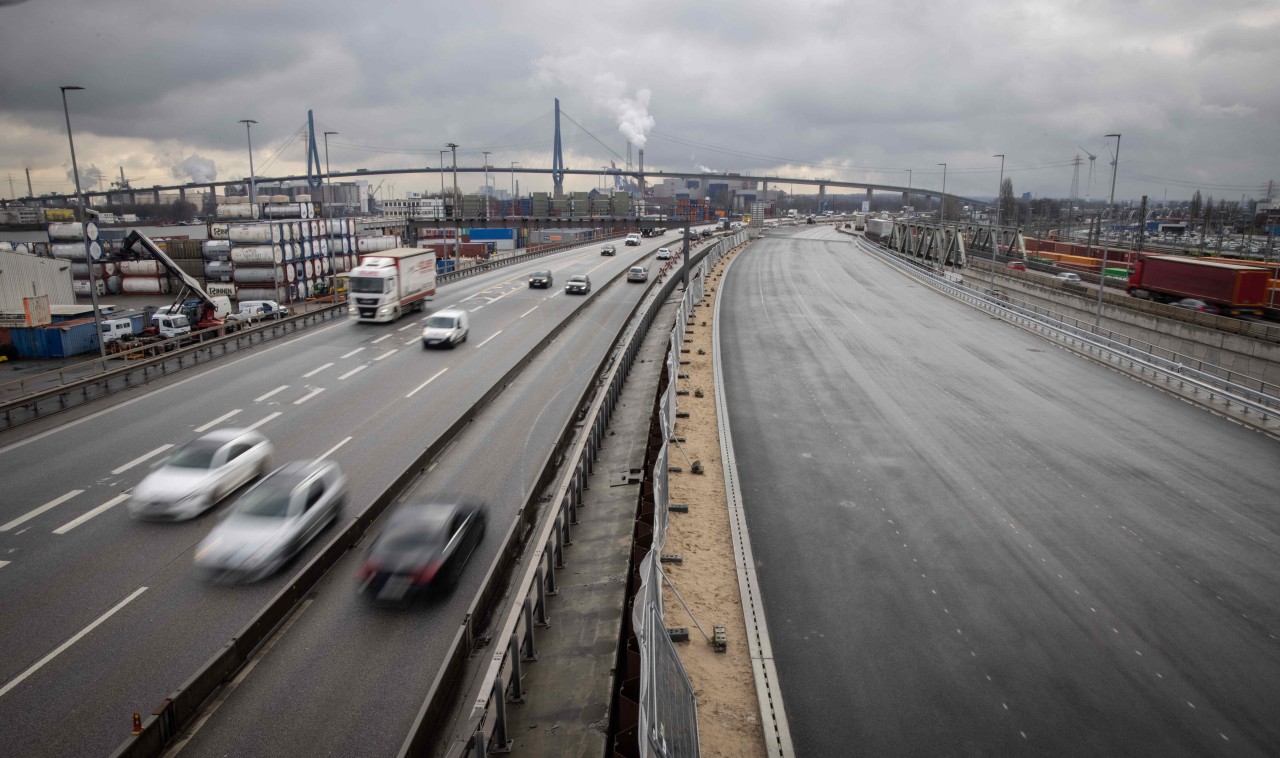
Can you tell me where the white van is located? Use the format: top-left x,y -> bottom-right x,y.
625,233 -> 642,246
237,300 -> 290,321
421,309 -> 469,349
151,313 -> 192,340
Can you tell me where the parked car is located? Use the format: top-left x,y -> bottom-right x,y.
656,247 -> 672,260
128,429 -> 273,521
628,265 -> 648,283
237,300 -> 289,320
1169,298 -> 1222,314
194,460 -> 347,582
600,243 -> 617,256
565,274 -> 591,295
422,309 -> 469,348
528,269 -> 553,288
356,500 -> 487,601
1053,272 -> 1082,282
1005,260 -> 1027,271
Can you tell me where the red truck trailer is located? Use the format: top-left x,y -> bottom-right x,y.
1127,255 -> 1269,316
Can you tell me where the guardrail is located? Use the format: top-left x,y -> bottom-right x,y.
107,233 -> 715,758
852,236 -> 1280,421
411,231 -> 749,758
0,306 -> 347,430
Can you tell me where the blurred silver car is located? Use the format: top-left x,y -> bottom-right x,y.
194,460 -> 347,582
128,429 -> 273,521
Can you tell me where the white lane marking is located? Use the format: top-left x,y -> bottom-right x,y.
193,409 -> 241,433
303,363 -> 333,378
0,561 -> 8,569
317,437 -> 352,461
406,368 -> 448,398
476,331 -> 502,348
469,306 -> 484,313
548,291 -> 560,298
404,337 -> 419,346
0,586 -> 148,699
340,348 -> 364,359
372,335 -> 391,344
53,492 -> 131,534
111,445 -> 174,475
294,387 -> 325,404
374,350 -> 398,362
244,412 -> 283,431
397,323 -> 416,332
520,306 -> 539,318
338,365 -> 366,380
254,385 -> 289,402
1,490 -> 84,532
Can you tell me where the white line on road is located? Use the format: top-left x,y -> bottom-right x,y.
476,331 -> 502,348
548,291 -> 560,298
245,411 -> 283,431
254,385 -> 289,402
0,561 -> 8,569
397,323 -> 416,332
406,368 -> 448,398
53,492 -> 131,534
469,306 -> 484,312
340,348 -> 365,359
520,306 -> 539,318
294,387 -> 326,404
372,335 -> 391,344
0,586 -> 148,699
193,409 -> 242,433
338,365 -> 366,380
1,490 -> 84,532
404,337 -> 419,346
317,437 -> 352,461
303,363 -> 334,378
111,444 -> 174,475
374,349 -> 398,361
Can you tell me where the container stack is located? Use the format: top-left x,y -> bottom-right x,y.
49,221 -> 108,296
201,214 -> 358,304
215,194 -> 261,220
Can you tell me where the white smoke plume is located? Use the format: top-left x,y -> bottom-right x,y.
66,163 -> 103,190
536,53 -> 656,148
697,164 -> 718,173
172,155 -> 217,183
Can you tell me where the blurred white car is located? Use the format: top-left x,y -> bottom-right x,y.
237,300 -> 289,321
656,247 -> 672,260
194,460 -> 347,582
128,429 -> 273,520
1053,272 -> 1083,282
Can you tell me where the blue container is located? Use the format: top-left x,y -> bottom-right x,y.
436,259 -> 456,275
9,318 -> 101,358
467,228 -> 515,241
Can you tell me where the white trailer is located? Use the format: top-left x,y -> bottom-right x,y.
348,248 -> 436,323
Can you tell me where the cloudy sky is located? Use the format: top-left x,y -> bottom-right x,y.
1,0 -> 1277,204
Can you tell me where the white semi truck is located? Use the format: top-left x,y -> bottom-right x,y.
348,248 -> 437,323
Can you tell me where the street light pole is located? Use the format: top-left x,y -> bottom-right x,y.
446,143 -> 459,261
510,162 -> 519,215
323,130 -> 338,301
61,85 -> 105,359
482,150 -> 491,219
937,163 -> 947,222
1095,133 -> 1121,328
438,150 -> 447,210
238,119 -> 258,206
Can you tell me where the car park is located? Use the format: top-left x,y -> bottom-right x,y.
600,243 -> 616,256
1053,272 -> 1082,282
565,274 -> 591,294
422,309 -> 469,348
194,460 -> 347,582
1169,298 -> 1222,314
656,247 -> 672,260
356,500 -> 487,601
528,269 -> 553,288
627,265 -> 648,283
128,429 -> 273,521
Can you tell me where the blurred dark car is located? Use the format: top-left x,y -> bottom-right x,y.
528,270 -> 553,288
1169,298 -> 1221,314
357,500 -> 487,601
565,274 -> 591,295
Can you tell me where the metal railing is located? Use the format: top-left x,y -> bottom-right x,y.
854,237 -> 1279,420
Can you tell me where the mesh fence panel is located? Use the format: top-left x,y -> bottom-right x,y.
644,602 -> 699,758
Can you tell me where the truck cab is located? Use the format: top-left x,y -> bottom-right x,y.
150,313 -> 192,340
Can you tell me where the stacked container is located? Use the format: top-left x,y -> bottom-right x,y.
202,214 -> 358,304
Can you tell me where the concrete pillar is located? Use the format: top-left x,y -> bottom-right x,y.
178,187 -> 187,204
818,183 -> 826,213
152,188 -> 161,205
866,187 -> 873,212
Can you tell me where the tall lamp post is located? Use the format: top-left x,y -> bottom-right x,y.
937,162 -> 947,221
238,119 -> 258,205
438,150 -> 447,210
1095,133 -> 1121,328
60,85 -> 105,358
482,151 -> 491,219
322,130 -> 338,300
510,162 -> 520,215
446,142 -> 459,260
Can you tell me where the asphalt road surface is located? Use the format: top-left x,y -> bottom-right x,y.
720,227 -> 1279,757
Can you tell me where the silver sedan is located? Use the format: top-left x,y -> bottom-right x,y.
127,429 -> 273,521
194,460 -> 347,583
